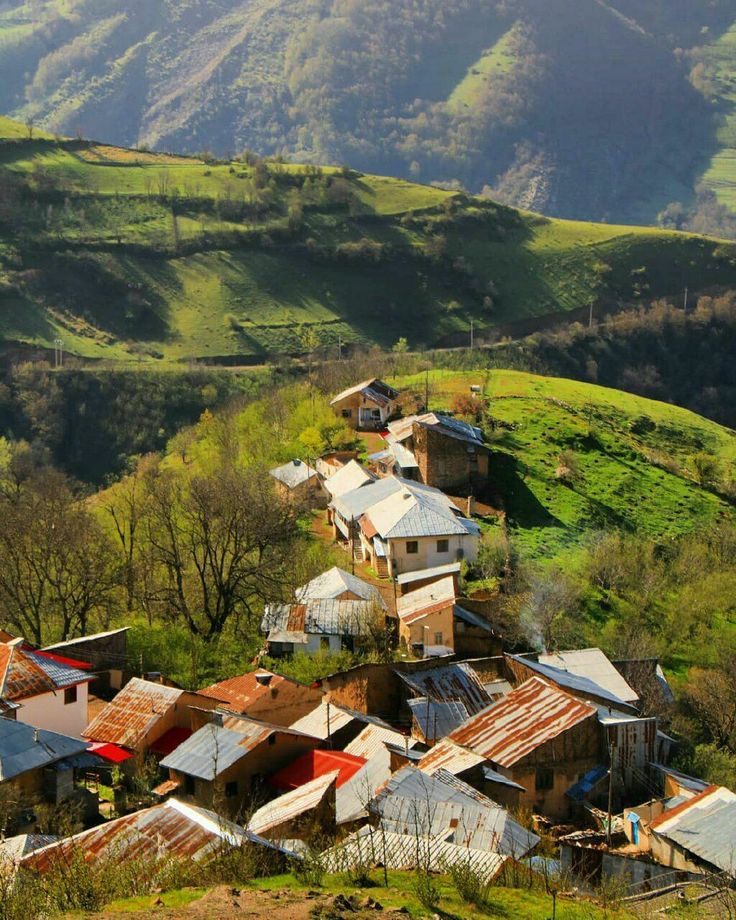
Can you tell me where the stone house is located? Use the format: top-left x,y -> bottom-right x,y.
269,459 -> 324,507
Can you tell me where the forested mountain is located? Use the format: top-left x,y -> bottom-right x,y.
0,0 -> 735,227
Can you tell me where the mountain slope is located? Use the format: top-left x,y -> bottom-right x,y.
0,0 -> 734,224
2,118 -> 736,364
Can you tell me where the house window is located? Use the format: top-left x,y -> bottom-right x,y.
370,409 -> 381,419
225,781 -> 238,798
268,734 -> 276,745
320,636 -> 330,650
184,775 -> 196,796
64,686 -> 77,705
342,409 -> 352,418
434,632 -> 443,645
406,541 -> 419,554
436,539 -> 449,553
535,767 -> 554,791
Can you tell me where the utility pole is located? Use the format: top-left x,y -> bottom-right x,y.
470,318 -> 474,350
606,737 -> 615,847
53,338 -> 63,368
683,287 -> 689,313
425,366 -> 429,412
337,335 -> 342,361
588,300 -> 594,328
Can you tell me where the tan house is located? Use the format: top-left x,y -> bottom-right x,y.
269,459 -> 324,507
329,476 -> 479,578
197,669 -> 323,726
442,676 -> 603,820
330,379 -> 399,431
158,712 -> 321,818
380,413 -> 490,492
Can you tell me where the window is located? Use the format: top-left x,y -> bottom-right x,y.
370,408 -> 381,419
436,539 -> 449,553
268,734 -> 276,745
225,781 -> 238,798
184,775 -> 196,796
434,632 -> 443,645
342,409 -> 352,418
535,767 -> 554,791
406,540 -> 419,554
64,686 -> 77,705
320,636 -> 330,650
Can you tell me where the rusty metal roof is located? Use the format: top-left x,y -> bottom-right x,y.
19,799 -> 274,873
83,678 -> 184,750
409,698 -> 470,741
0,643 -> 57,701
396,662 -> 491,716
198,670 -> 292,712
417,738 -> 487,776
448,676 -> 597,768
344,724 -> 416,761
248,771 -> 339,836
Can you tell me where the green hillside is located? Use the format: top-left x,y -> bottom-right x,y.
393,369 -> 736,562
2,119 -> 736,365
0,0 -> 734,225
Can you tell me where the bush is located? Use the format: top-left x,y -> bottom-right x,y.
447,859 -> 491,908
412,870 -> 441,910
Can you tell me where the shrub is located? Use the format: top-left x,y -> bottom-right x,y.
447,858 -> 491,909
412,869 -> 440,910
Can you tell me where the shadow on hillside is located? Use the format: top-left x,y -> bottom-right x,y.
491,451 -> 565,531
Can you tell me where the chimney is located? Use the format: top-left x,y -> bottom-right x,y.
255,672 -> 272,687
467,495 -> 476,517
33,729 -> 40,743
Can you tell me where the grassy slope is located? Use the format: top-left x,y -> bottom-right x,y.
92,871 -> 637,920
394,369 -> 736,561
699,21 -> 736,211
2,120 -> 736,366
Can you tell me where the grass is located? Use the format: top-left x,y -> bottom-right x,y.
2,117 -> 736,365
85,871 -> 637,919
698,21 -> 736,211
393,369 -> 736,561
447,23 -> 520,112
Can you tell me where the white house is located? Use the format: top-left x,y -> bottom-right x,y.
0,638 -> 93,738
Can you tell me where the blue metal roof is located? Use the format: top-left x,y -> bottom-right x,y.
565,764 -> 608,802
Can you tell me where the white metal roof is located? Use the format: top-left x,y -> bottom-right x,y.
538,648 -> 639,703
388,413 -> 485,448
363,479 -> 479,540
296,566 -> 384,606
330,378 -> 398,408
248,771 -> 339,835
397,576 -> 456,623
323,460 -> 375,498
417,737 -> 487,776
289,701 -> 356,740
269,459 -> 319,489
344,723 -> 417,761
396,562 -> 461,585
652,786 -> 736,875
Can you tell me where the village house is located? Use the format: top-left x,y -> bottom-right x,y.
376,413 -> 490,492
158,712 -> 321,818
623,780 -> 736,878
43,628 -> 131,697
329,378 -> 400,431
247,771 -> 339,841
269,459 -> 324,506
322,459 -> 375,500
0,717 -> 90,833
395,562 -> 461,595
0,639 -> 93,738
83,677 -> 215,766
429,676 -> 604,820
396,575 -> 499,658
329,476 -> 479,578
197,669 -> 323,726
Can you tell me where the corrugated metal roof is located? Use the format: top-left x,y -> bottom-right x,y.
269,459 -> 319,489
0,834 -> 57,862
330,378 -> 398,408
335,754 -> 392,824
263,598 -> 379,639
160,717 -> 273,780
509,655 -> 633,709
296,567 -> 384,606
0,644 -> 57,701
370,766 -> 538,856
384,437 -> 419,470
322,825 -> 509,882
396,563 -> 461,586
409,698 -> 470,741
0,719 -> 89,781
289,701 -> 356,739
364,482 -> 478,540
19,799 -> 276,873
482,766 -> 526,791
331,476 -> 405,520
397,577 -> 456,624
418,738 -> 487,776
83,678 -> 184,750
45,628 -> 130,649
651,786 -> 736,875
538,648 -> 639,703
484,679 -> 512,700
270,749 -> 366,791
344,724 -> 417,761
654,764 -> 709,794
249,772 -> 338,835
454,606 -> 493,633
198,669 -> 316,714
448,676 -> 597,768
566,765 -> 608,802
388,413 -> 485,448
323,461 -> 375,498
27,652 -> 91,689
397,662 -> 491,716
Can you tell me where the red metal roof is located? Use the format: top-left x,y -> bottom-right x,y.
0,644 -> 57,701
34,650 -> 93,671
448,676 -> 597,768
269,749 -> 367,791
149,726 -> 192,757
87,741 -> 134,764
